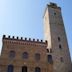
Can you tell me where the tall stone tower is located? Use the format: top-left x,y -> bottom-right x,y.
43,3 -> 71,72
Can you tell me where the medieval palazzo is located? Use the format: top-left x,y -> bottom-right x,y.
0,3 -> 72,72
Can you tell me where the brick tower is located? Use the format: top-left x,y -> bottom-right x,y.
43,3 -> 72,72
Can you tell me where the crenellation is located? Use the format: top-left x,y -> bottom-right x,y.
45,40 -> 48,44
12,36 -> 14,39
25,38 -> 27,41
41,40 -> 43,42
3,35 -> 6,39
8,35 -> 10,38
47,2 -> 61,10
29,38 -> 31,41
21,37 -> 23,40
33,39 -> 35,41
50,2 -> 57,7
2,35 -> 47,44
17,36 -> 19,39
37,39 -> 39,42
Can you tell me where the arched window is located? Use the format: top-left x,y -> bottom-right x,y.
7,65 -> 14,72
9,51 -> 15,59
35,53 -> 40,61
22,66 -> 27,72
22,52 -> 28,59
35,67 -> 41,72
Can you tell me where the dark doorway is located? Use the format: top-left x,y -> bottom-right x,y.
22,66 -> 27,72
7,65 -> 14,72
35,67 -> 41,72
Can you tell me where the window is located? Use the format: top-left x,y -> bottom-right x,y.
47,55 -> 53,64
22,66 -> 27,72
7,65 -> 14,72
35,67 -> 41,72
35,53 -> 40,61
22,52 -> 28,59
59,44 -> 62,49
60,57 -> 64,62
58,37 -> 61,42
54,12 -> 56,15
9,51 -> 15,59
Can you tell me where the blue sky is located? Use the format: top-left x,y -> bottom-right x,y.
0,0 -> 72,60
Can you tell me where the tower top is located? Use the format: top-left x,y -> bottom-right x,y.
47,2 -> 61,9
48,2 -> 57,7
43,2 -> 61,18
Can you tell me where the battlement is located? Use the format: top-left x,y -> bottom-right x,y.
47,2 -> 61,9
49,2 -> 57,7
3,35 -> 47,44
